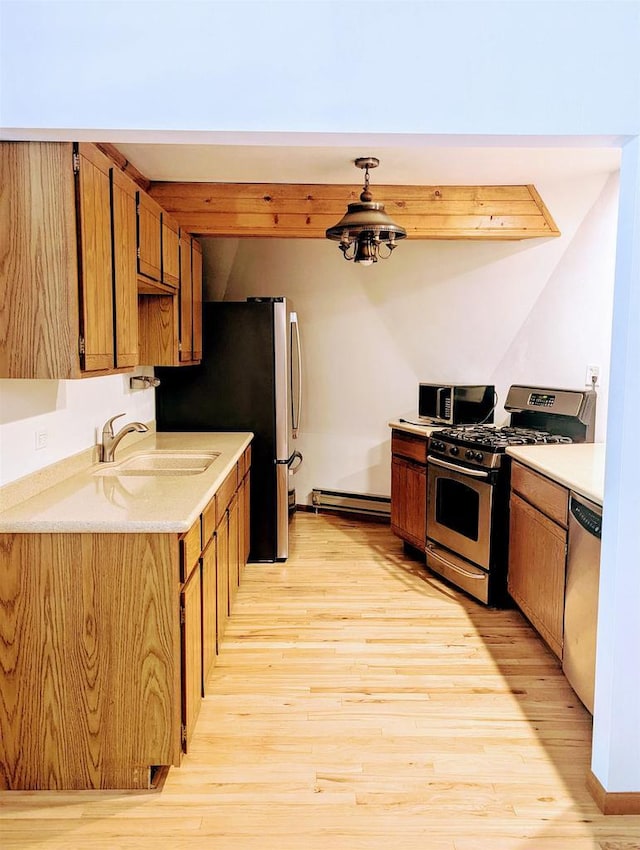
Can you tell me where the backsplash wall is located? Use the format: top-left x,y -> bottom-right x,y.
0,371 -> 156,487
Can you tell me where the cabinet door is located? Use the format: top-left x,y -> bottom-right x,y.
390,456 -> 426,549
111,167 -> 138,368
191,238 -> 203,362
76,144 -> 114,372
216,512 -> 230,651
508,492 -> 567,659
228,493 -> 240,610
179,233 -> 193,362
238,476 -> 247,579
181,564 -> 202,752
201,540 -> 217,692
0,142 -> 80,379
162,213 -> 180,288
137,191 -> 162,282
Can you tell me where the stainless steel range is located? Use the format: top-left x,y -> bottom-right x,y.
426,385 -> 597,606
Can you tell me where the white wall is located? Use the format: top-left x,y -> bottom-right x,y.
203,171 -> 618,505
0,372 -> 155,486
2,2 -> 638,136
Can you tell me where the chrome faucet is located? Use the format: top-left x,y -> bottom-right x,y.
100,413 -> 148,463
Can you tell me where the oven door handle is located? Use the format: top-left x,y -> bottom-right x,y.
426,543 -> 486,579
428,455 -> 490,479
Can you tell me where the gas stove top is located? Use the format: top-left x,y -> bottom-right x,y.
436,425 -> 573,450
429,425 -> 573,471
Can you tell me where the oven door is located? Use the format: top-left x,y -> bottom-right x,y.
427,455 -> 494,569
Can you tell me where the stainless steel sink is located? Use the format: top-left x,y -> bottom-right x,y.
93,450 -> 220,477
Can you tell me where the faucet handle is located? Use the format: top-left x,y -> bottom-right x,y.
103,413 -> 126,437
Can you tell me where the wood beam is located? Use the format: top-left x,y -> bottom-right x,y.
149,182 -> 560,240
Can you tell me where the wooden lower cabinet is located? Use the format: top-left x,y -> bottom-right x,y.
181,562 -> 202,752
0,444 -> 252,790
390,430 -> 428,550
228,493 -> 240,609
508,463 -> 569,659
216,510 -> 230,648
201,539 -> 217,693
0,532 -> 183,790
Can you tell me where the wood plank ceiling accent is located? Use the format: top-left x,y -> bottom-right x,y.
148,182 -> 560,240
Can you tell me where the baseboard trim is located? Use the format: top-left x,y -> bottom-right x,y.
296,504 -> 389,524
587,769 -> 640,814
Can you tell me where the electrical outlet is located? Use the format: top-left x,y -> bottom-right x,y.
35,429 -> 48,450
585,364 -> 600,387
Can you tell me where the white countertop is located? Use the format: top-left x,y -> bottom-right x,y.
0,431 -> 253,533
388,419 -> 442,438
506,443 -> 605,506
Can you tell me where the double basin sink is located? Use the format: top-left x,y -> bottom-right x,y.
93,450 -> 220,477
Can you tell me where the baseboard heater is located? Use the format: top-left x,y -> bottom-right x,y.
311,488 -> 390,519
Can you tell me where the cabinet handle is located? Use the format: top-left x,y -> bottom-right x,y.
426,543 -> 485,580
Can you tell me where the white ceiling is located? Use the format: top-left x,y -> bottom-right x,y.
113,138 -> 621,185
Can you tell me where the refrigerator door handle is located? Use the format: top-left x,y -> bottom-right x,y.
290,311 -> 302,439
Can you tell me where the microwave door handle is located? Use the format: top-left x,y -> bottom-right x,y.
428,455 -> 490,479
290,312 -> 302,438
436,387 -> 445,420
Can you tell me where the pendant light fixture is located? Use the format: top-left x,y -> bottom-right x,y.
326,157 -> 407,265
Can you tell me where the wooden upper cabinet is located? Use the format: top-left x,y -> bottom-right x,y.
0,141 -> 139,379
162,214 -> 180,288
179,232 -> 194,362
110,167 -> 139,368
191,238 -> 203,362
136,188 -> 179,292
76,144 -> 114,372
179,234 -> 203,365
136,190 -> 163,284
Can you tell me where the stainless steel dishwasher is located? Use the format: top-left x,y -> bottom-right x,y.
562,492 -> 602,714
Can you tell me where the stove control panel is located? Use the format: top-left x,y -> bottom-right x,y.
529,392 -> 556,408
428,437 -> 501,470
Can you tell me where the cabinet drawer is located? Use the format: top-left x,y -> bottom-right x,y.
216,466 -> 238,526
511,462 -> 568,528
391,430 -> 427,464
180,517 -> 201,582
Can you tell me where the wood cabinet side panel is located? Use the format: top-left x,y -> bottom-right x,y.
0,142 -> 79,379
508,494 -> 567,659
0,533 -> 181,790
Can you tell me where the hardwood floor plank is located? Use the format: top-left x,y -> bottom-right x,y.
1,513 -> 639,849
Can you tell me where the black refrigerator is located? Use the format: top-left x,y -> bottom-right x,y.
155,297 -> 302,562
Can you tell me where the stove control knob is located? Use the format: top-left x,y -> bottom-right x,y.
465,450 -> 475,460
449,446 -> 459,456
475,452 -> 484,462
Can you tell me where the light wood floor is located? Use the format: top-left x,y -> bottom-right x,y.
1,513 -> 639,849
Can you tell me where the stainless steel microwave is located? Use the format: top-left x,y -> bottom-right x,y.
418,383 -> 495,425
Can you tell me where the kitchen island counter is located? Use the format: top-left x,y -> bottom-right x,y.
506,442 -> 605,506
0,431 -> 253,533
